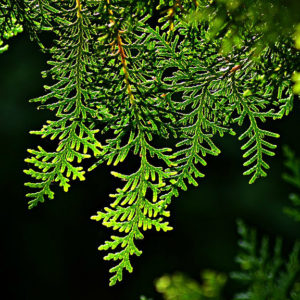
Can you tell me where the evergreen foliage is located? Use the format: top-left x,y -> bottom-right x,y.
1,0 -> 300,285
0,0 -> 22,53
231,220 -> 300,300
24,0 -> 103,209
283,146 -> 300,222
145,221 -> 300,300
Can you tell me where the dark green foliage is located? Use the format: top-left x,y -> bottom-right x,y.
0,0 -> 22,53
283,146 -> 300,222
231,220 -> 300,300
189,0 -> 300,54
0,0 -> 52,53
144,221 -> 300,300
1,0 -> 300,285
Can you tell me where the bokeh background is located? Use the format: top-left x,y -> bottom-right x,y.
1,31 -> 300,299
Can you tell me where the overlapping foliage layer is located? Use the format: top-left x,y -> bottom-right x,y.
0,0 -> 22,53
2,0 -> 300,285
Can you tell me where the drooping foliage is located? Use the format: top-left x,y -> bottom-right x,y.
24,0 -> 103,208
1,0 -> 300,285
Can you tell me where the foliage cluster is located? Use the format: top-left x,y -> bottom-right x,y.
1,0 -> 300,285
0,0 -> 22,53
142,221 -> 300,300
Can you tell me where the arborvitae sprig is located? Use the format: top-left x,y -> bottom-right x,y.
89,2 -> 178,285
150,21 -> 232,197
91,127 -> 175,285
24,0 -> 102,208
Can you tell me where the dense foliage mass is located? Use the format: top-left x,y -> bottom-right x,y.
1,0 -> 300,285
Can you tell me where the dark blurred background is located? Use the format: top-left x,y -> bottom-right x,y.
1,31 -> 300,300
